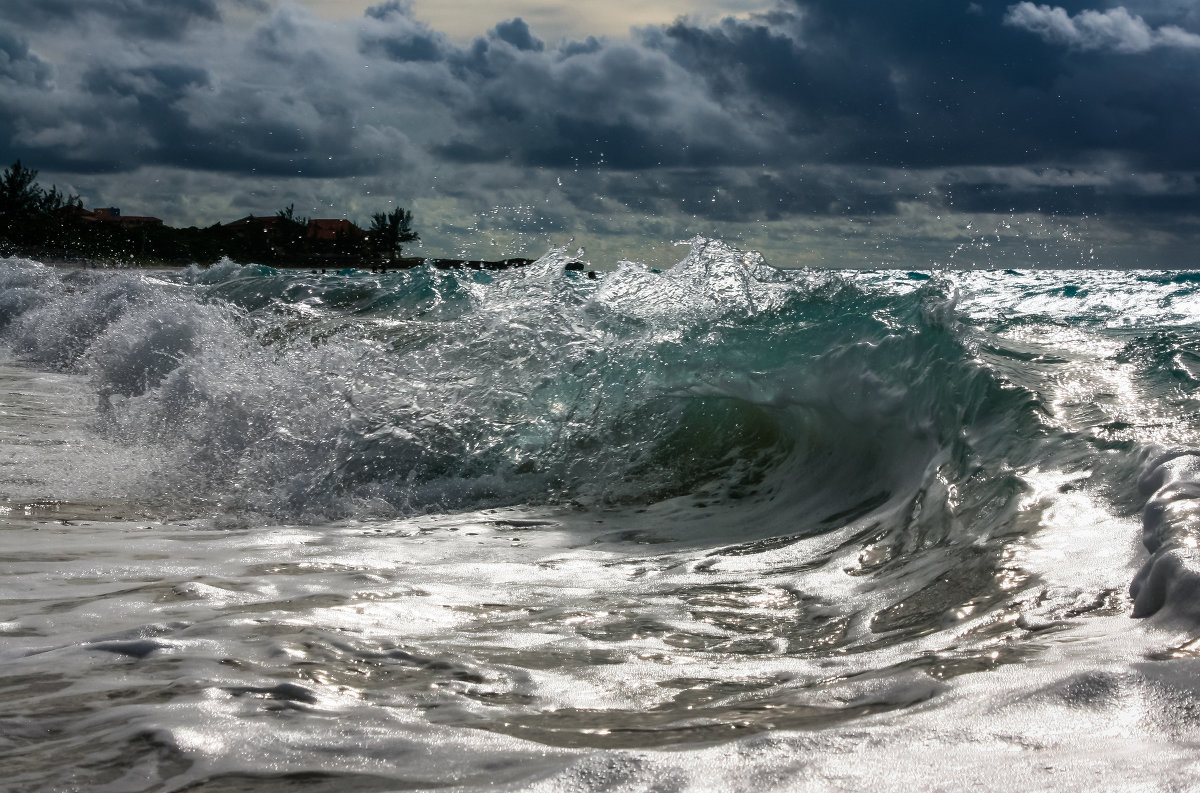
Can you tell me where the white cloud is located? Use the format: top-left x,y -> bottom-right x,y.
1005,2 -> 1200,52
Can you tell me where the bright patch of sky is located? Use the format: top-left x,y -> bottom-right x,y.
294,0 -> 771,40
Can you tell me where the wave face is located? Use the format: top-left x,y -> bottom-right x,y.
6,247 -> 1200,789
0,245 -> 1043,524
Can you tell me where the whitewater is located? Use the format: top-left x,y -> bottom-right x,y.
4,239 -> 1200,791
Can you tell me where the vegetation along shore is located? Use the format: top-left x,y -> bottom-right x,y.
0,161 -> 531,271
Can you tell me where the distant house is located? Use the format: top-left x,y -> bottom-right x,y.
77,206 -> 164,229
223,215 -> 365,241
306,218 -> 366,242
224,215 -> 285,233
54,204 -> 94,222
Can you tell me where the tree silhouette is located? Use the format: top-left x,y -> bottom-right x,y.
1,161 -> 73,220
0,160 -> 80,248
275,203 -> 307,231
273,203 -> 309,260
368,207 -> 418,259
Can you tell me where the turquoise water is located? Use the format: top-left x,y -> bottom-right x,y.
4,242 -> 1200,790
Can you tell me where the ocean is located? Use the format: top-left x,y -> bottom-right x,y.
4,238 -> 1200,791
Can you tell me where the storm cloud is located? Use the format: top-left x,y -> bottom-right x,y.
1,0 -> 1198,266
0,0 -> 247,41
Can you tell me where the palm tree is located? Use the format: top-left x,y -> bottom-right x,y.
368,207 -> 419,260
0,160 -> 80,247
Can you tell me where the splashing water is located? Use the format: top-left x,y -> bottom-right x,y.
4,243 -> 1200,791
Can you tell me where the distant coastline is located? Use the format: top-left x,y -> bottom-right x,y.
19,252 -> 537,272
0,161 -> 539,271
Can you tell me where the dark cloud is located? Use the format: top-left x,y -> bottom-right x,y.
586,167 -> 905,223
637,0 -> 1200,179
361,11 -> 449,62
1,0 -> 226,40
559,36 -> 604,58
0,30 -> 50,86
2,3 -> 417,178
438,35 -> 762,169
82,64 -> 210,101
648,11 -> 904,152
361,1 -> 456,63
947,174 -> 1200,217
392,0 -> 1200,192
365,0 -> 414,20
645,3 -> 1027,167
490,18 -> 545,52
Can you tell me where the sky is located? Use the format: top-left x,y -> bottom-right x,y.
2,0 -> 1199,268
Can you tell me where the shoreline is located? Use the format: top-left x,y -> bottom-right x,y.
3,251 -> 536,271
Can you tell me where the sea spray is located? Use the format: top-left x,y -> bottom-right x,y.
0,246 -> 1021,526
